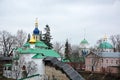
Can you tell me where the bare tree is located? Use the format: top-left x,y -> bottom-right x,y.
13,59 -> 25,79
86,52 -> 102,79
71,45 -> 80,64
26,61 -> 37,76
110,35 -> 117,52
53,42 -> 63,56
110,34 -> 120,52
71,45 -> 80,62
116,35 -> 120,52
0,31 -> 17,56
96,38 -> 103,52
13,59 -> 37,79
16,30 -> 27,47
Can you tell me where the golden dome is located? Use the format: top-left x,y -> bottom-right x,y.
29,35 -> 36,44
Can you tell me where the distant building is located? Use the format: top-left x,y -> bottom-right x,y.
79,38 -> 90,56
98,35 -> 113,52
85,52 -> 120,73
85,36 -> 120,73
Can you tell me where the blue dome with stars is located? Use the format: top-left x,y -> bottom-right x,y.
33,28 -> 40,35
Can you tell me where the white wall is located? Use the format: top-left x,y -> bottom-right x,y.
33,59 -> 45,79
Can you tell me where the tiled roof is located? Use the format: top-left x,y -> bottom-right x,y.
86,52 -> 120,58
98,52 -> 120,58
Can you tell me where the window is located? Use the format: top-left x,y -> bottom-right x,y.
106,59 -> 108,63
111,60 -> 113,64
101,59 -> 103,63
8,66 -> 12,70
22,65 -> 26,70
116,60 -> 117,64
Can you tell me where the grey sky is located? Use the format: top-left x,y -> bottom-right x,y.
0,0 -> 120,46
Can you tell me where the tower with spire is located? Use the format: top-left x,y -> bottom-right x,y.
33,18 -> 41,41
98,35 -> 113,52
79,29 -> 90,56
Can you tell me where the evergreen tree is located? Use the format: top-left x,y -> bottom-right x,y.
42,25 -> 53,49
27,34 -> 31,42
64,39 -> 72,61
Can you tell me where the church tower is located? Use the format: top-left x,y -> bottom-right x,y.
33,18 -> 41,41
79,38 -> 90,56
98,35 -> 113,52
79,29 -> 90,56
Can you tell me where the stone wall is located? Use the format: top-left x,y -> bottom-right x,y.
45,66 -> 69,80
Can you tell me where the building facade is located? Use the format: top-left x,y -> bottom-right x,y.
3,19 -> 61,79
85,52 -> 120,73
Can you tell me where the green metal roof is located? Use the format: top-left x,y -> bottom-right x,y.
99,41 -> 113,49
13,56 -> 19,60
80,38 -> 88,44
4,64 -> 12,67
18,74 -> 40,80
23,42 -> 30,47
23,41 -> 48,48
35,40 -> 48,48
39,49 -> 61,58
32,53 -> 45,59
17,48 -> 61,58
62,58 -> 70,62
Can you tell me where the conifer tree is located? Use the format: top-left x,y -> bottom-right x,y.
42,25 -> 53,49
64,39 -> 71,60
27,34 -> 31,42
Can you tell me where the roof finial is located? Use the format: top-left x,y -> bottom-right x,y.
35,18 -> 38,28
84,28 -> 86,39
104,34 -> 107,41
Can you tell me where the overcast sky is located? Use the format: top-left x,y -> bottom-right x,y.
0,0 -> 120,46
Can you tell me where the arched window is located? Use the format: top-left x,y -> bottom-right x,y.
22,65 -> 26,70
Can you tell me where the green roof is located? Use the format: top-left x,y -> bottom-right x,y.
17,48 -> 61,58
23,42 -> 30,47
62,58 -> 70,62
13,57 -> 19,60
81,38 -> 89,44
35,41 -> 48,48
23,41 -> 48,48
32,53 -> 45,59
18,74 -> 40,80
99,41 -> 113,49
4,64 -> 12,67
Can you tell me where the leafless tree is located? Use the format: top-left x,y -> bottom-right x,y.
86,52 -> 102,79
53,42 -> 63,56
0,31 -> 17,56
26,61 -> 37,76
71,45 -> 80,61
110,34 -> 120,52
0,30 -> 27,56
16,30 -> 27,47
116,35 -> 120,52
12,58 -> 25,79
13,59 -> 37,79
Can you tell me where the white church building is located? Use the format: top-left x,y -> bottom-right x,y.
3,19 -> 61,80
